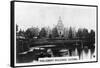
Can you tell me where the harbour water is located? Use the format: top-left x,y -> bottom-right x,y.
17,44 -> 96,63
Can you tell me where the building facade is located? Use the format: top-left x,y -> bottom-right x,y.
56,16 -> 64,37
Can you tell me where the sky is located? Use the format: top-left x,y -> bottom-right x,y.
15,2 -> 96,32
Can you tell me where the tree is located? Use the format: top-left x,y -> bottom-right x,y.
76,28 -> 83,40
18,29 -> 25,36
82,28 -> 89,40
68,27 -> 73,39
25,27 -> 39,39
39,27 -> 47,38
52,27 -> 59,38
63,28 -> 69,39
89,30 -> 95,44
16,24 -> 18,32
25,28 -> 33,39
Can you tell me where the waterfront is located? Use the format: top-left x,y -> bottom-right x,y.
16,43 -> 95,63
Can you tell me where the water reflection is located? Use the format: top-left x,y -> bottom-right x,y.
29,44 -> 95,60
16,44 -> 95,63
70,47 -> 95,60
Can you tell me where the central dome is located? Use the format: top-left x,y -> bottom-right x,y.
56,16 -> 64,36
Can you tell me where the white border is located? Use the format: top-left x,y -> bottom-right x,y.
14,1 -> 97,66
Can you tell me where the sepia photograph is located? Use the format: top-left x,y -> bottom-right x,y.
11,1 -> 98,67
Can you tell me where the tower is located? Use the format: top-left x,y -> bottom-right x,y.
56,16 -> 64,37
